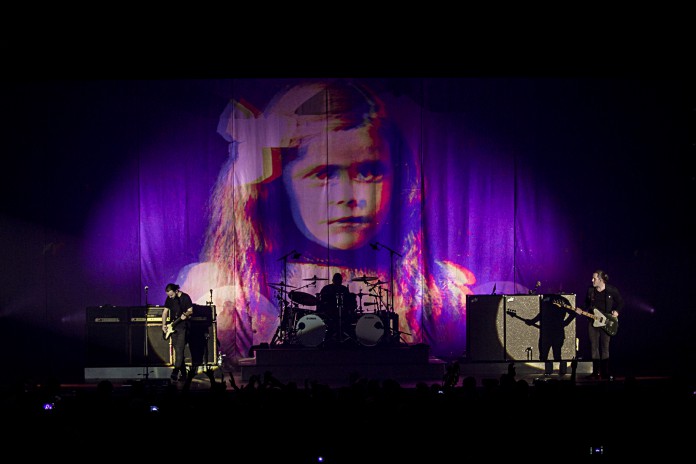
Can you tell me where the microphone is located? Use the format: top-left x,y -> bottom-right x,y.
292,251 -> 302,259
144,286 -> 149,291
370,242 -> 379,250
491,283 -> 496,295
278,249 -> 299,261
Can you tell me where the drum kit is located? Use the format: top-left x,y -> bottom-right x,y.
269,275 -> 400,348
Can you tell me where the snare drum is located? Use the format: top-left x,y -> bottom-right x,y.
355,313 -> 385,346
295,314 -> 327,347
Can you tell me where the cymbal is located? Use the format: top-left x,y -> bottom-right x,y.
369,280 -> 388,286
303,275 -> 329,281
351,275 -> 378,283
268,282 -> 296,288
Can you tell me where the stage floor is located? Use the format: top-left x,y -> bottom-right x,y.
82,356 -> 612,391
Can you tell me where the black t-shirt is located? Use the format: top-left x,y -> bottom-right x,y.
164,291 -> 194,320
585,284 -> 623,314
319,283 -> 351,314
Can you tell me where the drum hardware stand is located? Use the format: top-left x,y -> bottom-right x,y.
378,292 -> 408,344
271,249 -> 301,346
365,284 -> 402,344
336,293 -> 351,343
270,292 -> 291,346
355,290 -> 366,314
367,281 -> 387,312
391,328 -> 411,345
283,279 -> 321,346
285,302 -> 303,345
369,242 -> 402,314
370,242 -> 403,344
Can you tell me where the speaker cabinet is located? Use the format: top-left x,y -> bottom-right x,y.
187,305 -> 218,365
504,295 -> 542,360
466,295 -> 505,361
85,306 -> 130,366
128,306 -> 171,366
129,322 -> 219,367
183,320 -> 218,366
129,323 -> 173,365
466,294 -> 576,362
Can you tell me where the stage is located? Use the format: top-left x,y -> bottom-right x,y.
83,341 -> 599,389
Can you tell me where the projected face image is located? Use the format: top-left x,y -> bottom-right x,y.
284,124 -> 393,250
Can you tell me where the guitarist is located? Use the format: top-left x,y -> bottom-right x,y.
526,295 -> 576,376
162,283 -> 194,382
584,269 -> 623,380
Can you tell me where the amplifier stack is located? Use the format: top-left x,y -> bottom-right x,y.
86,304 -> 218,367
465,294 -> 577,362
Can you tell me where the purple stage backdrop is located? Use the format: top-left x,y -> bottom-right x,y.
1,77 -> 693,381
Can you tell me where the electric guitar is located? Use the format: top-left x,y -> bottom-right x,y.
552,300 -> 618,336
163,309 -> 193,340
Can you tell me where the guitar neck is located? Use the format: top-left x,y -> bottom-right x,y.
576,308 -> 598,320
554,301 -> 600,321
554,301 -> 617,336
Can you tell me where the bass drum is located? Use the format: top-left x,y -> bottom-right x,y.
355,313 -> 385,346
295,314 -> 327,347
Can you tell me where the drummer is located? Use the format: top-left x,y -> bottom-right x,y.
318,273 -> 353,341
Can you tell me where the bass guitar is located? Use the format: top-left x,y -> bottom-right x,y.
505,309 -> 540,329
552,300 -> 618,336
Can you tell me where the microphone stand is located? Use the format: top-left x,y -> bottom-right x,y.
372,242 -> 402,344
142,286 -> 151,383
372,242 -> 402,313
278,249 -> 301,286
278,249 -> 294,285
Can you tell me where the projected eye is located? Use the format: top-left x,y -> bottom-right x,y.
301,161 -> 386,184
353,161 -> 386,183
311,165 -> 340,181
